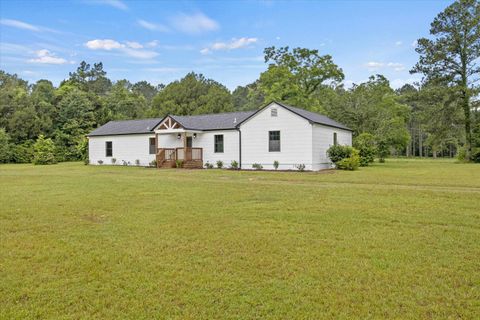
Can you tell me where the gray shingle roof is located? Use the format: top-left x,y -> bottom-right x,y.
87,102 -> 350,136
273,102 -> 352,131
171,111 -> 255,130
87,118 -> 163,136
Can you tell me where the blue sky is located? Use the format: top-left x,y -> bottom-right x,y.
0,0 -> 451,90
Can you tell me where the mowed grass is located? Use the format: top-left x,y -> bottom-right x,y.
0,159 -> 479,319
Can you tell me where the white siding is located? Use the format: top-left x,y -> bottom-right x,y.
157,133 -> 183,149
88,134 -> 155,166
239,102 -> 314,170
157,131 -> 240,167
312,124 -> 352,170
194,130 -> 239,166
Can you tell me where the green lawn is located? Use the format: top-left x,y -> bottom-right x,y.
1,159 -> 479,319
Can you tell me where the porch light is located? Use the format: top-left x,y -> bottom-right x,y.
177,134 -> 181,139
193,133 -> 197,139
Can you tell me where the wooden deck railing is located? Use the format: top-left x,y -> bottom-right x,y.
157,147 -> 202,167
176,147 -> 203,161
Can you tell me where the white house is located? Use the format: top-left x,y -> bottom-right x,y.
87,101 -> 352,170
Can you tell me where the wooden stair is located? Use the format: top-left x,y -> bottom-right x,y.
182,160 -> 203,169
159,160 -> 176,168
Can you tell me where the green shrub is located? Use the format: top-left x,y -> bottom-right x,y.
354,133 -> 376,166
296,163 -> 306,171
32,135 -> 57,165
377,139 -> 389,163
230,160 -> 239,169
327,145 -> 354,164
149,159 -> 157,167
471,148 -> 480,163
336,149 -> 360,170
11,140 -> 34,163
457,147 -> 467,162
216,160 -> 223,169
111,158 -> 117,164
175,159 -> 183,168
273,160 -> 279,170
76,137 -> 88,165
0,128 -> 12,163
204,162 -> 213,169
98,160 -> 103,165
135,159 -> 140,166
252,163 -> 263,170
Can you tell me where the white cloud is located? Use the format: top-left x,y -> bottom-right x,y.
0,19 -> 40,31
89,0 -> 128,11
365,61 -> 385,70
395,41 -> 403,46
85,39 -> 124,50
387,62 -> 405,71
137,19 -> 169,32
28,49 -> 72,64
84,39 -> 158,59
365,61 -> 405,72
411,40 -> 418,47
145,40 -> 159,48
125,41 -> 143,49
122,48 -> 157,59
171,12 -> 219,34
201,37 -> 258,54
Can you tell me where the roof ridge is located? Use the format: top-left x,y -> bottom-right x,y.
107,117 -> 163,123
171,110 -> 256,118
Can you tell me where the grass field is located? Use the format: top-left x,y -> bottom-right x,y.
1,159 -> 479,319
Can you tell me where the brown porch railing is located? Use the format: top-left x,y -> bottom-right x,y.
156,148 -> 176,167
176,147 -> 203,161
157,147 -> 202,167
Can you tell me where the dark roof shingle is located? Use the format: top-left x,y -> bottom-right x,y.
87,102 -> 350,136
274,102 -> 352,131
171,111 -> 255,130
87,118 -> 163,136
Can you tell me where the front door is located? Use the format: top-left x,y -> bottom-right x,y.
186,136 -> 193,148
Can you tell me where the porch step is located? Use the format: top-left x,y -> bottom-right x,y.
158,160 -> 176,168
182,160 -> 203,169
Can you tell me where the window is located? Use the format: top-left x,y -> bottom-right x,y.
269,131 -> 280,152
271,108 -> 278,117
149,137 -> 156,154
214,135 -> 224,153
105,141 -> 113,157
333,132 -> 338,146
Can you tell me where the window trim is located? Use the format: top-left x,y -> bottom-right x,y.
105,141 -> 113,157
214,134 -> 224,153
268,130 -> 281,152
149,137 -> 156,155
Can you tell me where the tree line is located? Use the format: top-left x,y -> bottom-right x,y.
0,0 -> 479,164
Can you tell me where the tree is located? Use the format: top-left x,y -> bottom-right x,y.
33,135 -> 56,165
259,46 -> 344,110
232,81 -> 265,111
353,133 -> 376,166
68,61 -> 112,95
132,81 -> 159,102
55,89 -> 96,160
151,72 -> 233,116
0,128 -> 12,163
411,0 -> 480,159
324,75 -> 410,154
105,80 -> 148,120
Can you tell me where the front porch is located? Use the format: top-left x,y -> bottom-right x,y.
154,116 -> 205,169
156,147 -> 203,169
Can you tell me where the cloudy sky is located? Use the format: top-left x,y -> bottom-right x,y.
0,0 -> 451,90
